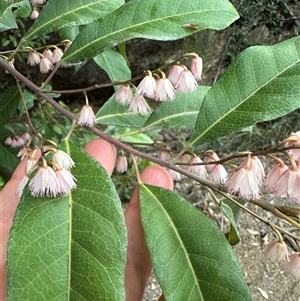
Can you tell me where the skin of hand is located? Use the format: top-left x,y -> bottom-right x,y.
0,138 -> 173,301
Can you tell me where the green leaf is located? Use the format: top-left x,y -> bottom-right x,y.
18,89 -> 36,115
0,86 -> 20,128
189,36 -> 300,147
143,86 -> 210,132
94,48 -> 131,91
23,0 -> 124,41
0,0 -> 30,32
220,198 -> 245,245
96,95 -> 150,127
62,0 -> 239,63
140,184 -> 253,301
7,141 -> 127,300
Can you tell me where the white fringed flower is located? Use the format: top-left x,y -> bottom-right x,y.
78,105 -> 96,127
53,150 -> 75,169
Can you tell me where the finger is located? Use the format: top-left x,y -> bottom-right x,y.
125,166 -> 173,301
84,138 -> 116,176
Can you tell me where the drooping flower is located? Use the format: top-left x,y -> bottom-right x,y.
115,155 -> 128,173
190,54 -> 203,81
264,160 -> 288,193
78,105 -> 96,127
52,150 -> 75,169
158,146 -> 171,162
188,156 -> 208,178
115,84 -> 133,105
177,154 -> 190,170
55,168 -> 77,195
204,151 -> 227,184
27,51 -> 40,66
51,47 -> 64,63
17,146 -> 32,161
264,240 -> 289,263
128,94 -> 150,115
280,252 -> 300,280
175,69 -> 198,93
168,64 -> 184,86
168,167 -> 181,182
226,156 -> 263,200
29,162 -> 59,197
42,49 -> 53,61
136,73 -> 156,99
274,164 -> 300,202
155,77 -> 176,101
285,131 -> 300,163
30,8 -> 39,20
4,136 -> 12,146
16,136 -> 26,147
16,176 -> 29,198
39,57 -> 54,73
239,155 -> 265,184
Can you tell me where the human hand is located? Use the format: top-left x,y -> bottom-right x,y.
0,138 -> 173,301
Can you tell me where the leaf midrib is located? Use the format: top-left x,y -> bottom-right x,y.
190,46 -> 300,147
141,184 -> 203,300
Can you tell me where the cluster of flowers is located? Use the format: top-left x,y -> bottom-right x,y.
158,131 -> 300,202
265,239 -> 300,280
4,132 -> 30,148
26,41 -> 71,73
76,54 -> 203,127
17,146 -> 77,198
114,54 -> 202,115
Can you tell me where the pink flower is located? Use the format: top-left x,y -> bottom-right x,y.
191,55 -> 203,81
115,84 -> 133,105
16,136 -> 26,147
51,48 -> 63,63
52,150 -> 75,169
25,155 -> 38,174
39,57 -> 53,73
29,164 -> 59,197
42,49 -> 53,61
30,8 -> 39,20
168,65 -> 184,86
285,131 -> 300,163
204,151 -> 227,184
21,132 -> 31,142
78,105 -> 96,127
188,156 -> 208,178
274,165 -> 300,202
281,252 -> 300,280
158,146 -> 171,162
136,74 -> 156,99
17,176 -> 29,198
27,51 -> 40,66
175,69 -> 198,93
115,155 -> 128,173
4,136 -> 12,146
128,94 -> 150,115
264,161 -> 288,193
10,139 -> 18,148
239,156 -> 265,183
264,240 -> 289,262
177,154 -> 190,170
17,146 -> 31,160
155,77 -> 176,101
55,168 -> 77,195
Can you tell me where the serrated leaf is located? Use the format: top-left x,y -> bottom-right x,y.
0,86 -> 20,128
143,86 -> 210,132
189,36 -> 300,147
0,0 -> 30,32
23,0 -> 124,41
140,184 -> 253,301
7,141 -> 126,300
62,0 -> 239,63
94,48 -> 131,91
96,95 -> 150,127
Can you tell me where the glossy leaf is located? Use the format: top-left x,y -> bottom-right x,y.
62,0 -> 239,63
23,0 -> 124,41
7,141 -> 126,300
96,95 -> 150,127
140,184 -> 253,301
0,0 -> 30,32
189,36 -> 300,147
94,48 -> 131,91
0,86 -> 20,128
143,86 -> 210,132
